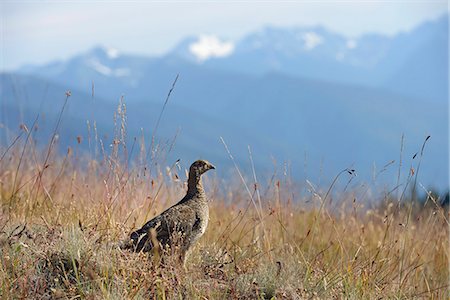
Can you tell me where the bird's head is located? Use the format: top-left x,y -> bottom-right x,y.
189,159 -> 215,177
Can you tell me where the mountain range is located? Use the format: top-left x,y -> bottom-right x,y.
1,14 -> 448,191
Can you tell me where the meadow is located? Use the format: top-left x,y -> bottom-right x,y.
0,98 -> 448,299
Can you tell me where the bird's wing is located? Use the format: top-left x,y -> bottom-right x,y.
130,204 -> 197,251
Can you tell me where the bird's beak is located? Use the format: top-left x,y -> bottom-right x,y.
209,163 -> 216,170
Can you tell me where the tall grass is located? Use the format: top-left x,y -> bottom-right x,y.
0,94 -> 448,299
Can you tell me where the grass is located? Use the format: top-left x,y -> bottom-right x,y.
0,95 -> 448,299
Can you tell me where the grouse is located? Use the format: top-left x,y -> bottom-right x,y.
125,160 -> 215,264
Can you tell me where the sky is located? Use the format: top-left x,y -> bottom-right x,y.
1,1 -> 448,71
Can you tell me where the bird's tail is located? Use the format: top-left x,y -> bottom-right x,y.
119,231 -> 148,252
118,237 -> 135,250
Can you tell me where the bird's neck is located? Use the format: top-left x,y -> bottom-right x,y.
187,174 -> 205,198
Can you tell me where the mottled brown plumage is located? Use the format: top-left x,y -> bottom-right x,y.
125,160 -> 215,264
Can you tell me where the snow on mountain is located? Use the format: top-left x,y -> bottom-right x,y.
88,58 -> 130,77
15,14 -> 448,103
169,35 -> 235,63
106,47 -> 120,59
302,32 -> 323,50
233,26 -> 342,56
188,35 -> 235,61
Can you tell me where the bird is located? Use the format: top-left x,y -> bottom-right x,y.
124,159 -> 215,265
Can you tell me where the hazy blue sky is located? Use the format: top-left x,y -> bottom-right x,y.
1,1 -> 448,70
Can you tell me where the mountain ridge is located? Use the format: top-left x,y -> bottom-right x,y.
2,15 -> 448,190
